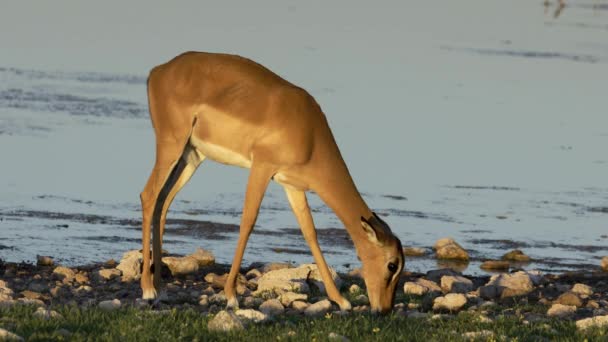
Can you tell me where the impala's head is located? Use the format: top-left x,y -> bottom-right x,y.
358,213 -> 404,314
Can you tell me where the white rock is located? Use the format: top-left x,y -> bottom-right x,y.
188,248 -> 215,266
462,330 -> 494,340
235,309 -> 268,323
304,299 -> 333,317
208,310 -> 245,332
403,278 -> 442,296
259,298 -> 284,316
33,307 -> 63,320
116,250 -> 143,281
162,256 -> 199,276
291,300 -> 310,311
571,284 -> 593,297
348,284 -> 361,294
485,271 -> 534,298
576,315 -> 608,330
433,238 -> 469,260
279,292 -> 308,307
53,266 -> 76,281
432,293 -> 467,311
601,256 -> 608,271
0,328 -> 24,342
99,299 -> 121,311
98,268 -> 122,281
255,264 -> 341,295
328,332 -> 351,341
547,304 -> 576,318
198,295 -> 209,307
440,275 -> 473,294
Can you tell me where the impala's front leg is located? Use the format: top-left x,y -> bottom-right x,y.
284,187 -> 352,311
225,163 -> 274,310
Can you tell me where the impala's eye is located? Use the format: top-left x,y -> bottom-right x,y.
388,262 -> 398,273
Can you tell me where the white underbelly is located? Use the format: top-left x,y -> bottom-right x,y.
189,136 -> 252,169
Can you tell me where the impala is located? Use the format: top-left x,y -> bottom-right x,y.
139,52 -> 404,313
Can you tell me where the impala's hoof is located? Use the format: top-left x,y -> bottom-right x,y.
225,297 -> 239,311
338,298 -> 352,312
142,288 -> 158,301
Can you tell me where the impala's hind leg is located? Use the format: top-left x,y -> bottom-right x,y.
140,144 -> 204,301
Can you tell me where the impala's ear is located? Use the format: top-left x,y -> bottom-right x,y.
361,216 -> 383,246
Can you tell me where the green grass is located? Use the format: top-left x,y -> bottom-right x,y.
1,305 -> 607,341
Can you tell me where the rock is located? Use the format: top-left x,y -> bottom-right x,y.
33,307 -> 63,320
74,273 -> 89,284
462,330 -> 494,340
255,264 -> 341,295
426,269 -> 461,283
432,293 -> 467,311
162,256 -> 199,276
242,296 -> 263,309
440,275 -> 473,294
279,292 -> 308,307
53,266 -> 76,281
479,285 -> 500,299
21,290 -> 43,300
501,249 -> 531,262
480,260 -> 510,271
209,293 -> 227,305
259,298 -> 284,316
28,282 -> 48,293
304,299 -> 333,317
292,300 -> 309,311
353,294 -> 369,305
98,268 -> 122,281
235,309 -> 267,323
433,238 -> 469,260
36,255 -> 54,266
17,298 -> 45,307
407,311 -> 429,319
348,284 -> 361,294
404,278 -> 441,296
188,248 -> 215,266
328,332 -> 351,341
99,299 -> 121,311
547,304 -> 576,318
262,262 -> 293,273
403,247 -> 427,257
205,273 -> 248,294
571,283 -> 593,297
208,310 -> 245,332
116,250 -> 142,281
554,292 -> 583,307
246,268 -> 262,279
485,271 -> 534,298
576,315 -> 608,330
198,295 -> 209,307
0,328 -> 23,342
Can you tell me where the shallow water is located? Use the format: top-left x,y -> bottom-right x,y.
1,0 -> 607,275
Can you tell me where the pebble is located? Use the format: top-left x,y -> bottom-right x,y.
601,256 -> 608,271
291,300 -> 310,311
279,292 -> 308,307
554,292 -> 583,307
36,255 -> 54,266
207,310 -> 245,332
348,284 -> 361,294
433,238 -> 469,260
99,299 -> 121,311
98,268 -> 122,281
433,293 -> 467,312
304,299 -> 333,317
576,315 -> 608,330
235,309 -> 267,323
547,304 -> 576,318
259,298 -> 284,316
501,249 -> 531,262
328,332 -> 351,341
33,307 -> 63,320
480,260 -> 510,271
53,266 -> 76,282
571,283 -> 593,297
462,330 -> 494,340
440,275 -> 473,294
403,247 -> 427,257
0,328 -> 24,342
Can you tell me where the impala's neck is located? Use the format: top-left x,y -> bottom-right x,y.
310,137 -> 373,250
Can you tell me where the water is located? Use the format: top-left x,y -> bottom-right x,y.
1,0 -> 607,274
